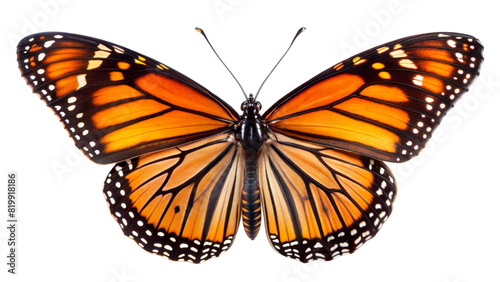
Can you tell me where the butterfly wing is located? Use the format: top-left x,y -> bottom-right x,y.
18,32 -> 244,263
259,32 -> 483,262
104,132 -> 245,263
258,133 -> 396,262
17,32 -> 239,164
263,32 -> 484,162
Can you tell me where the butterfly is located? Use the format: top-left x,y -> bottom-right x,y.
17,29 -> 483,263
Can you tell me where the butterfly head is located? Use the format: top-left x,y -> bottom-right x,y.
241,94 -> 262,116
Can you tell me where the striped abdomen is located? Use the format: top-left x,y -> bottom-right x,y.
242,161 -> 261,240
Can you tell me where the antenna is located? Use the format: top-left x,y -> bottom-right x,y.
254,27 -> 306,100
195,27 -> 248,100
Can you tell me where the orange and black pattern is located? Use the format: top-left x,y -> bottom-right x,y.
17,32 -> 238,164
259,133 -> 396,261
104,133 -> 244,263
17,31 -> 483,263
265,32 -> 483,162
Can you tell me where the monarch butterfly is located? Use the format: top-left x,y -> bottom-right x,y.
17,29 -> 483,263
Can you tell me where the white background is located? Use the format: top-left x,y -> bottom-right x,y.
1,0 -> 499,281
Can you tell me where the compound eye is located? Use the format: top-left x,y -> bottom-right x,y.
256,102 -> 262,111
241,102 -> 247,111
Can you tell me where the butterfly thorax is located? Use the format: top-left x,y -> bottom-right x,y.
237,97 -> 265,152
237,97 -> 266,239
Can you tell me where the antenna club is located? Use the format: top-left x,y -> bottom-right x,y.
195,27 -> 205,35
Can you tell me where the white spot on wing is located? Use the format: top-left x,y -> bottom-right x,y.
44,40 -> 55,48
97,43 -> 112,52
87,60 -> 103,70
76,74 -> 87,90
94,50 -> 111,59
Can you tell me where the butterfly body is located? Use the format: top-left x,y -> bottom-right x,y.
17,31 -> 483,263
238,96 -> 265,239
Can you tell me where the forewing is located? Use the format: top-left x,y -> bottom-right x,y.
258,133 -> 396,262
264,32 -> 484,162
103,133 -> 245,263
17,32 -> 239,164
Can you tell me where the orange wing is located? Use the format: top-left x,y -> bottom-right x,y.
17,32 -> 238,164
263,32 -> 484,162
104,132 -> 245,263
258,133 -> 396,262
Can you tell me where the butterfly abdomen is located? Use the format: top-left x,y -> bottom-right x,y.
242,162 -> 262,240
240,133 -> 264,240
